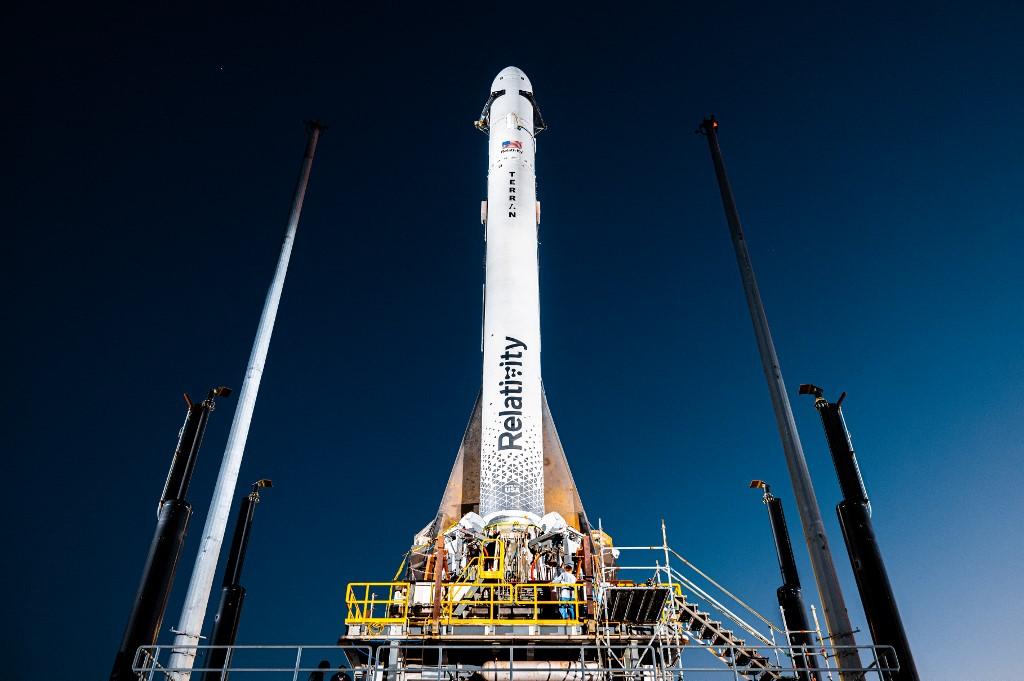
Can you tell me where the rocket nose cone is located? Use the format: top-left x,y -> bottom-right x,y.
491,66 -> 533,94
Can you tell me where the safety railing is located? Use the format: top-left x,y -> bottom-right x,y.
602,537 -> 785,648
134,642 -> 900,680
440,582 -> 585,625
132,644 -> 375,681
345,581 -> 586,626
478,537 -> 505,578
345,582 -> 410,624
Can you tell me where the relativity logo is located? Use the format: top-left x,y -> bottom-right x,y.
497,336 -> 527,453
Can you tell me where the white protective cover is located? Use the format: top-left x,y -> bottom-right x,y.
479,67 -> 544,518
540,511 -> 568,534
458,511 -> 485,533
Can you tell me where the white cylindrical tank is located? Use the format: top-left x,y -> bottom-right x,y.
479,660 -> 601,681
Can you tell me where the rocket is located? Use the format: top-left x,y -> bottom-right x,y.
426,67 -> 589,539
478,67 -> 546,518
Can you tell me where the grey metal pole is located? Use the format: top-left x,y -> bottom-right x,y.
698,116 -> 863,680
167,122 -> 324,678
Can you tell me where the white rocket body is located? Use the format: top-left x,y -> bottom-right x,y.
478,67 -> 544,518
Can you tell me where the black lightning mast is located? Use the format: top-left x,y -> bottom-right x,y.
110,387 -> 231,681
751,480 -> 821,681
202,479 -> 273,681
800,385 -> 920,681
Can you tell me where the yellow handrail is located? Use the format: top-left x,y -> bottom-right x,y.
478,539 -> 504,579
344,580 -> 586,626
345,582 -> 410,624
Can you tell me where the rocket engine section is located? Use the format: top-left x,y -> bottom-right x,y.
528,512 -> 585,579
416,510 -> 584,585
442,512 -> 485,577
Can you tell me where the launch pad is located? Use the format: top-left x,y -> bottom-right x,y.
338,528 -> 796,680
122,68 -> 905,681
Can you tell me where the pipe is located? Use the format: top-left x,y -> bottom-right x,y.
750,481 -> 820,681
800,385 -> 920,681
697,116 -> 862,680
169,121 -> 323,677
479,661 -> 601,681
201,480 -> 272,681
110,387 -> 231,681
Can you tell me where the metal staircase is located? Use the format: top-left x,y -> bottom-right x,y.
674,594 -> 786,680
450,584 -> 482,617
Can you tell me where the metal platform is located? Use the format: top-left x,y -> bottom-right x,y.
132,642 -> 899,681
327,534 -> 902,681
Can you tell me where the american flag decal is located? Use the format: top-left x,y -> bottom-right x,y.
502,140 -> 523,150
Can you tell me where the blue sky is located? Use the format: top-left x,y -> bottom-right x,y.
6,2 -> 1023,679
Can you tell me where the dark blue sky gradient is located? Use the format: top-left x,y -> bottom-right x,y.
6,3 -> 1023,679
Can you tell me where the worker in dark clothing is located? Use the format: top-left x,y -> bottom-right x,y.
308,660 -> 331,681
329,666 -> 352,681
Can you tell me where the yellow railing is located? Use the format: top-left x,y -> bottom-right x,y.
345,582 -> 410,624
669,582 -> 683,596
478,538 -> 504,579
345,581 -> 586,626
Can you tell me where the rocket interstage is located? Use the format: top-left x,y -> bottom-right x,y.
479,67 -> 544,518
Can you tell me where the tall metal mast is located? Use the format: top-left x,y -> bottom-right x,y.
110,387 -> 230,681
800,385 -> 920,681
750,480 -> 820,681
697,116 -> 863,679
168,122 -> 323,678
201,479 -> 272,681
